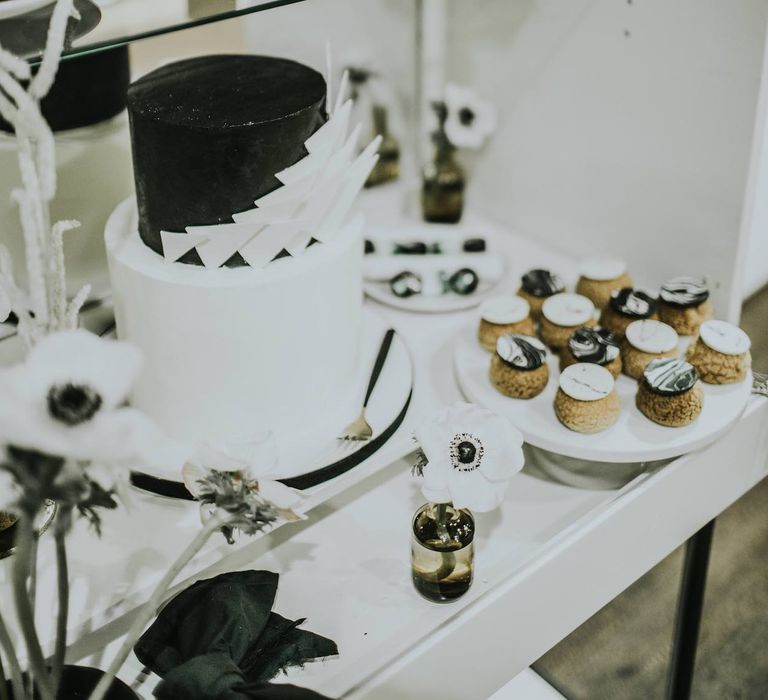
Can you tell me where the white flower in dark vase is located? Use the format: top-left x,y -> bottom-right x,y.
415,402 -> 524,512
0,330 -> 189,473
443,83 -> 498,150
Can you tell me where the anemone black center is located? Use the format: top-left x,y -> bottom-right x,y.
457,441 -> 476,464
459,107 -> 475,127
47,383 -> 102,426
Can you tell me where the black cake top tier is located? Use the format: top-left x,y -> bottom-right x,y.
127,55 -> 327,266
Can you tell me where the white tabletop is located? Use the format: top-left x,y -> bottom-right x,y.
1,209 -> 767,700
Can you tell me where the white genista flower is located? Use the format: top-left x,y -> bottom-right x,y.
0,330 -> 190,472
415,402 -> 524,512
443,83 -> 497,150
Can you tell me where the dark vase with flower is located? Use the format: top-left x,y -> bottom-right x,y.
5,665 -> 138,700
365,104 -> 400,187
411,502 -> 475,603
421,102 -> 466,224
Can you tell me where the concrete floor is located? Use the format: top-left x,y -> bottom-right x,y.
534,289 -> 768,699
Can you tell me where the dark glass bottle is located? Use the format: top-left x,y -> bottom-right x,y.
411,502 -> 475,603
422,102 -> 465,224
366,104 -> 400,187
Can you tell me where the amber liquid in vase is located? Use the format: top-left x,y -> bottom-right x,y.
411,503 -> 475,603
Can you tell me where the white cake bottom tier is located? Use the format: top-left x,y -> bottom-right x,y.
105,198 -> 363,449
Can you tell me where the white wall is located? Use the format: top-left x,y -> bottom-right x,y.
241,0 -> 768,315
447,0 -> 768,320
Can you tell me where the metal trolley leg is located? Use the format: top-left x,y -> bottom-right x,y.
665,519 -> 716,700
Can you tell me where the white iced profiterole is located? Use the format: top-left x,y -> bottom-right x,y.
579,257 -> 627,281
106,70 -> 379,464
625,319 -> 678,354
559,363 -> 614,401
480,296 -> 530,324
542,293 -> 595,326
699,320 -> 751,356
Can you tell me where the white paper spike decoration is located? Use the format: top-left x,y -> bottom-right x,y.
161,230 -> 209,263
159,63 -> 375,268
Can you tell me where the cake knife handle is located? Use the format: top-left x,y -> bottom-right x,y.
364,328 -> 396,408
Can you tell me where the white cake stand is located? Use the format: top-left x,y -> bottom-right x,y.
453,324 -> 752,464
129,307 -> 413,497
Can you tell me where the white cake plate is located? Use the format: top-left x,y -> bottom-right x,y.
362,217 -> 507,313
129,307 -> 413,497
453,323 -> 752,464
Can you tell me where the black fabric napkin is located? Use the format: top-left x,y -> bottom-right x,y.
135,570 -> 337,700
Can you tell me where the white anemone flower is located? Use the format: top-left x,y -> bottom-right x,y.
443,83 -> 497,150
0,330 -> 190,472
182,433 -> 306,521
414,403 -> 524,512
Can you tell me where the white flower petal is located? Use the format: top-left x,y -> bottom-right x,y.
27,407 -> 192,470
256,479 -> 306,514
443,83 -> 497,150
420,483 -> 451,504
181,463 -> 207,499
193,433 -> 279,477
422,455 -> 452,493
449,472 -> 506,512
26,330 -> 143,409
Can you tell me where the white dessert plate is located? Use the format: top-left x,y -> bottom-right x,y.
128,307 -> 413,496
363,220 -> 506,313
453,323 -> 752,463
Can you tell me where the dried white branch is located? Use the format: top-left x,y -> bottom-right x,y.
51,219 -> 80,329
30,0 -> 76,100
0,0 -> 84,344
66,284 -> 91,329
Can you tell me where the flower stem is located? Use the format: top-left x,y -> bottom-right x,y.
25,535 -> 37,700
87,513 -> 226,700
51,524 -> 69,691
435,502 -> 449,542
12,516 -> 54,700
0,654 -> 10,700
433,502 -> 456,581
0,611 -> 24,700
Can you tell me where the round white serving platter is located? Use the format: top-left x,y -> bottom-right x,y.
363,221 -> 506,313
453,323 -> 752,463
128,307 -> 413,495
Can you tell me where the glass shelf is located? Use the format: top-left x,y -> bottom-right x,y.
6,0 -> 307,64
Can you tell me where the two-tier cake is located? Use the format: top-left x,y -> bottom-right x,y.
105,55 -> 379,464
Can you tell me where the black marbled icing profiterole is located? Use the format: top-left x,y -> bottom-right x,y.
568,327 -> 620,364
127,55 -> 327,266
643,357 -> 698,396
609,288 -> 657,318
660,277 -> 710,308
496,334 -> 547,371
521,269 -> 565,298
390,271 -> 422,298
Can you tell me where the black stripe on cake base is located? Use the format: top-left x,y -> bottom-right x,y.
129,391 -> 412,498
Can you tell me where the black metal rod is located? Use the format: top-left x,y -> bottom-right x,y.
666,519 -> 716,700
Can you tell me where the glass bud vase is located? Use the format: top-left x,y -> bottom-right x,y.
365,104 -> 400,187
421,140 -> 465,224
411,502 -> 475,603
